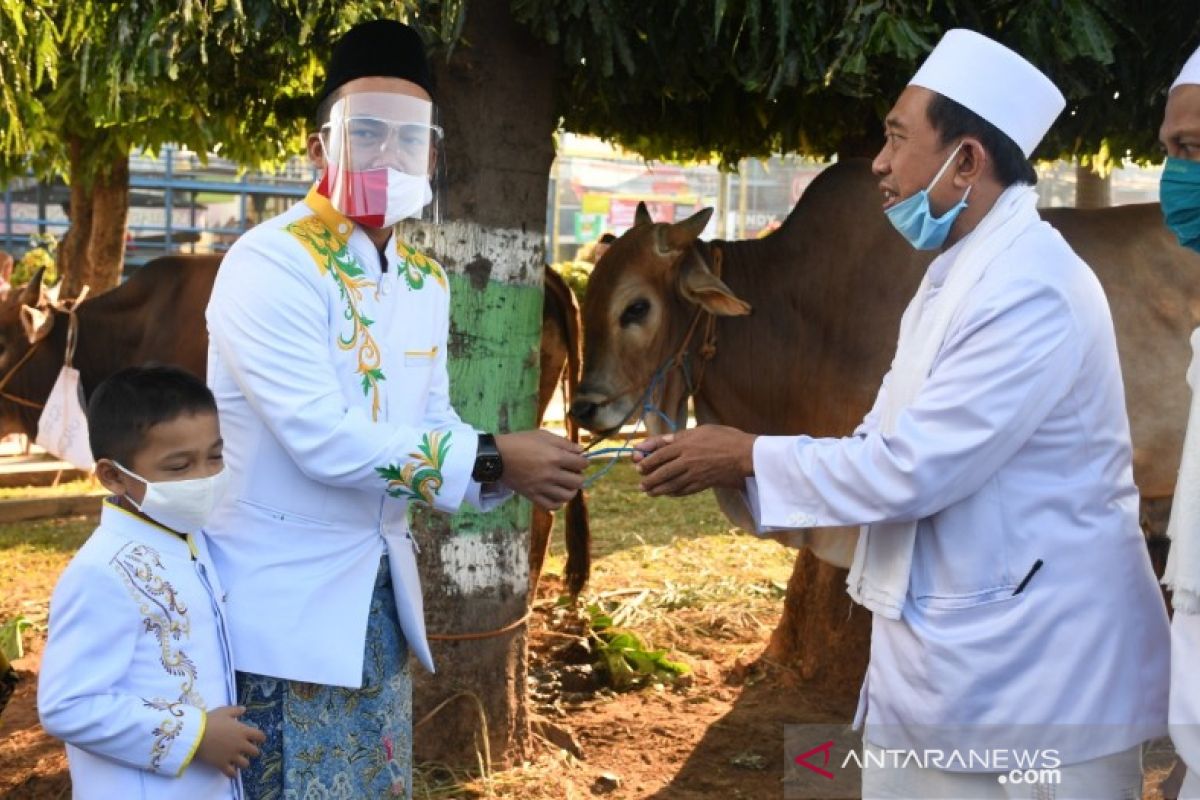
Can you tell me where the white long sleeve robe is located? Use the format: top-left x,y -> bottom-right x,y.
39,502 -> 240,799
745,221 -> 1168,766
204,188 -> 508,687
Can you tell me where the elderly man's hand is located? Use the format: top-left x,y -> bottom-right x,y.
633,425 -> 757,497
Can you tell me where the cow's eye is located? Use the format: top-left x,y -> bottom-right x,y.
619,299 -> 651,327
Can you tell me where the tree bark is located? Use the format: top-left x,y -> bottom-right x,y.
408,0 -> 557,768
1075,162 -> 1111,209
58,135 -> 129,298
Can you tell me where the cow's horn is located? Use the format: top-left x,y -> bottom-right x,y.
19,266 -> 46,307
664,208 -> 714,252
635,202 -> 653,227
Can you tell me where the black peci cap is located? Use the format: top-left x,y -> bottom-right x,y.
315,20 -> 435,111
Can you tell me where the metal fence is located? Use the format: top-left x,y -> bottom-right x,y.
2,147 -> 316,268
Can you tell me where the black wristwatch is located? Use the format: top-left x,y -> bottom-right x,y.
472,433 -> 504,483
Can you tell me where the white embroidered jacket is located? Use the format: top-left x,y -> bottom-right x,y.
39,501 -> 240,800
205,188 -> 505,687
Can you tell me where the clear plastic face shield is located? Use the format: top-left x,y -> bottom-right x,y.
317,92 -> 445,227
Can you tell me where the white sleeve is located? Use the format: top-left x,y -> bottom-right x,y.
207,241 -> 481,514
852,370 -> 893,438
38,560 -> 206,777
744,278 -> 1081,530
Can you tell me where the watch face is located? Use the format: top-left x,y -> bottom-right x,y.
476,455 -> 503,481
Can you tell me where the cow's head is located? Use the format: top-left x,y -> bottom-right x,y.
571,203 -> 750,433
0,267 -> 57,435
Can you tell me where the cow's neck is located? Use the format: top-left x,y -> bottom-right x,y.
683,167 -> 931,440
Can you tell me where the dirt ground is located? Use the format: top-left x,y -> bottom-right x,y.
0,563 -> 854,800
0,476 -> 1184,799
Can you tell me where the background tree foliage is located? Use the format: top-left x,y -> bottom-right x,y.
514,0 -> 1198,166
0,0 -> 469,293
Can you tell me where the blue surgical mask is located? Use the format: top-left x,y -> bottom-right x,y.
1161,156 -> 1200,254
885,142 -> 972,250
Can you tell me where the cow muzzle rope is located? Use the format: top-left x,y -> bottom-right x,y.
0,337 -> 49,411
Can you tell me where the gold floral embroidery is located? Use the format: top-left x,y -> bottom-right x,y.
144,700 -> 186,770
377,431 -> 451,505
395,240 -> 446,291
287,215 -> 386,420
111,544 -> 202,767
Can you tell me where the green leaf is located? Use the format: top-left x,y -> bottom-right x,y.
0,616 -> 33,662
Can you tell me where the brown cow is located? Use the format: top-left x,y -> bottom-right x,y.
571,158 -> 1200,570
0,255 -> 591,593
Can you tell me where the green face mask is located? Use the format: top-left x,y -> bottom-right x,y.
1161,156 -> 1200,254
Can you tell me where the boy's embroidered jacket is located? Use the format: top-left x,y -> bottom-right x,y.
38,502 -> 240,799
205,188 -> 504,687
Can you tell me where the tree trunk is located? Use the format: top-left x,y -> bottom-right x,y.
1075,162 -> 1111,209
767,549 -> 872,699
58,135 -> 129,298
408,0 -> 557,769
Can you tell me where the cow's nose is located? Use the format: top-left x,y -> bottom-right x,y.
569,398 -> 597,423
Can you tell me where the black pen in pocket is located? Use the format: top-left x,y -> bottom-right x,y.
1012,559 -> 1044,596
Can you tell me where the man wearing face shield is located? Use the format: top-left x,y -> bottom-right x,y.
1160,43 -> 1200,800
203,19 -> 586,798
635,29 -> 1169,796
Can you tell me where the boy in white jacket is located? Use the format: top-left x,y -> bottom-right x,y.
38,365 -> 264,799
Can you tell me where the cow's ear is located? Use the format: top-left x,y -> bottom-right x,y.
678,250 -> 750,317
635,202 -> 653,227
20,304 -> 53,344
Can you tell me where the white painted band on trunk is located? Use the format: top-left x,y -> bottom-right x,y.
400,220 -> 544,286
439,535 -> 530,596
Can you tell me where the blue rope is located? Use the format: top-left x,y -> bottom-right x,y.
582,365 -> 681,489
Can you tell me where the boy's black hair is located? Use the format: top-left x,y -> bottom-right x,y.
925,93 -> 1038,187
88,365 -> 217,466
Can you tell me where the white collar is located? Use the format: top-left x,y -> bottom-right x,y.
99,499 -> 197,559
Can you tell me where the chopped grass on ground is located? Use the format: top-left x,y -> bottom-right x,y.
0,516 -> 94,634
543,460 -> 795,662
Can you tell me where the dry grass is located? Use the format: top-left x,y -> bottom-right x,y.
0,516 -> 94,640
546,461 -> 793,656
0,478 -> 98,501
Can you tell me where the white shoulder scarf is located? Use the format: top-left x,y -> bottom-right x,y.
847,184 -> 1042,619
1164,327 -> 1200,613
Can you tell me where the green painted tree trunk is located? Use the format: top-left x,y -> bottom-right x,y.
408,0 -> 558,768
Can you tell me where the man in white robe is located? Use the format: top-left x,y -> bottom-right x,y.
635,29 -> 1169,798
204,20 -> 587,799
1160,43 -> 1200,800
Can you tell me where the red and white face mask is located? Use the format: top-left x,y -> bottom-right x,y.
317,92 -> 441,228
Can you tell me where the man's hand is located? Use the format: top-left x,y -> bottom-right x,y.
496,430 -> 587,510
633,425 -> 757,497
194,705 -> 266,778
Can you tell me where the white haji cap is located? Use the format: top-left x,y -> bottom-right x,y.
1172,45 -> 1200,91
909,29 -> 1066,157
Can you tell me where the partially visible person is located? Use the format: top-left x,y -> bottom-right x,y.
0,251 -> 13,296
38,365 -> 263,799
593,232 -> 616,262
1159,42 -> 1200,800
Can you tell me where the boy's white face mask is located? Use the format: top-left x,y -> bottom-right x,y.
114,463 -> 229,534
